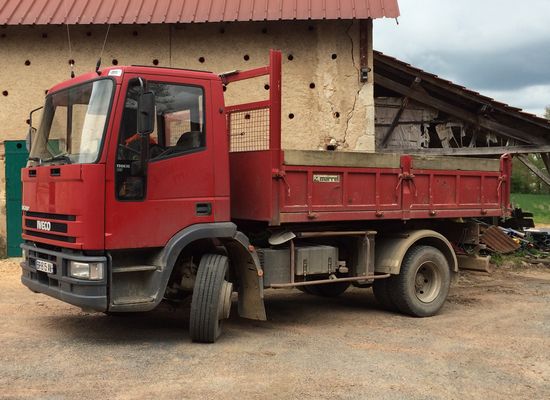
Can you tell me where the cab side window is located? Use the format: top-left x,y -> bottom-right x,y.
116,80 -> 206,200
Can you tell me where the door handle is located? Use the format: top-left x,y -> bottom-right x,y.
196,202 -> 212,216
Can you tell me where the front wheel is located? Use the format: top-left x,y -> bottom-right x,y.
189,254 -> 233,343
389,246 -> 451,317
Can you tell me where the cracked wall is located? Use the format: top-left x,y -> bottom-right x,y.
0,20 -> 375,247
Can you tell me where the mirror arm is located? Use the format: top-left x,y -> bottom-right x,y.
139,133 -> 149,175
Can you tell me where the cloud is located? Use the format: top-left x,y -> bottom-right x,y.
374,0 -> 550,114
406,41 -> 550,91
482,84 -> 550,118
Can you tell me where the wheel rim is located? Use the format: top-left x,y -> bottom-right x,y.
414,261 -> 442,303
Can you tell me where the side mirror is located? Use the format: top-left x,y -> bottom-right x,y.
27,106 -> 43,152
137,91 -> 155,135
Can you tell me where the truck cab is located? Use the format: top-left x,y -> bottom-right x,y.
21,65 -> 238,317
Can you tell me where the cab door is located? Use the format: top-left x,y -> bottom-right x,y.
105,74 -> 217,249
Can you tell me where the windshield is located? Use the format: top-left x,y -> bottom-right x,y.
29,79 -> 114,165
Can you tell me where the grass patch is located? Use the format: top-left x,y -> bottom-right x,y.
510,193 -> 550,224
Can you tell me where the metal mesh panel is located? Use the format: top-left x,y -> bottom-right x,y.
228,107 -> 270,152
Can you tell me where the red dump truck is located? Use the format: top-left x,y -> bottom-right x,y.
20,50 -> 511,342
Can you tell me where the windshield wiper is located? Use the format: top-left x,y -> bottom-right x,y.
43,153 -> 72,164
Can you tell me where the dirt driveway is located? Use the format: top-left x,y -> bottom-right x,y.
0,258 -> 549,400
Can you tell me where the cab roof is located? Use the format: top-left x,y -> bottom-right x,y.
48,65 -> 221,94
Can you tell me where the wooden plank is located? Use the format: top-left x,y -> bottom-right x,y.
283,150 -> 401,168
457,255 -> 493,273
381,77 -> 422,147
412,155 -> 500,172
374,73 -> 542,144
380,97 -> 409,147
379,145 -> 550,156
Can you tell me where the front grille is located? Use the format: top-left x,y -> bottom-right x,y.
25,219 -> 68,233
24,211 -> 76,221
24,230 -> 76,243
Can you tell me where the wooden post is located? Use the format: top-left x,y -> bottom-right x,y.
359,19 -> 373,83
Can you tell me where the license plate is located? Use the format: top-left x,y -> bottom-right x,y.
35,259 -> 55,274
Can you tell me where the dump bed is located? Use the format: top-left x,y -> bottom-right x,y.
229,149 -> 511,225
224,51 -> 512,226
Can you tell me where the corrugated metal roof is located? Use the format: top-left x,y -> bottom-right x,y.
0,0 -> 400,25
480,226 -> 520,254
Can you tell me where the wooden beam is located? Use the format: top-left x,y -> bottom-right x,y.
381,97 -> 409,147
374,73 -> 542,144
359,19 -> 372,82
457,255 -> 493,273
517,154 -> 550,187
541,153 -> 550,173
379,145 -> 550,156
380,78 -> 422,148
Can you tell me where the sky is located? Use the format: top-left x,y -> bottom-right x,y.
375,0 -> 550,117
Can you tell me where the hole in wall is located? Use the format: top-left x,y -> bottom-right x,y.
41,33 -> 47,38
261,27 -> 268,34
132,31 -> 138,36
334,112 -> 340,118
86,31 -> 92,37
26,119 -> 30,125
287,54 -> 294,61
264,84 -> 270,90
220,28 -> 225,34
16,143 -> 22,149
152,59 -> 159,65
309,82 -> 315,89
44,90 -> 48,95
326,144 -> 337,151
243,54 -> 250,61
244,114 -> 251,120
223,85 -> 227,92
331,53 -> 337,60
68,59 -> 75,66
198,57 -> 205,63
24,60 -> 31,66
308,25 -> 315,31
2,90 -> 8,96
112,59 -> 118,65
288,113 -> 295,119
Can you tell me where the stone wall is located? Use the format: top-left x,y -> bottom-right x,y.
0,20 -> 375,248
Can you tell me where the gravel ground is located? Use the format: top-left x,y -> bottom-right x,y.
0,258 -> 549,400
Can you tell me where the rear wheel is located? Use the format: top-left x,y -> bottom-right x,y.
389,246 -> 451,317
298,282 -> 350,297
189,254 -> 233,343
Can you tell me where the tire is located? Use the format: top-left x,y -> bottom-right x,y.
389,245 -> 451,317
298,282 -> 350,297
372,278 -> 398,312
189,254 -> 233,343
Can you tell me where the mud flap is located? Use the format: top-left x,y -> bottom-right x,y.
223,232 -> 267,321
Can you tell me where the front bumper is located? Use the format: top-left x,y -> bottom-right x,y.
20,243 -> 108,311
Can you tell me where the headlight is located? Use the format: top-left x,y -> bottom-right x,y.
69,261 -> 104,280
